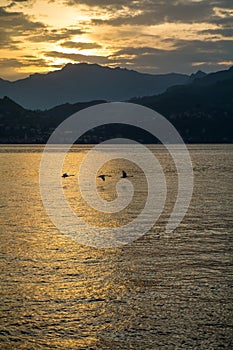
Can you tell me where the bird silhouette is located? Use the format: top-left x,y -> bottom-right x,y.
121,170 -> 133,178
62,173 -> 75,178
98,174 -> 112,181
121,170 -> 127,178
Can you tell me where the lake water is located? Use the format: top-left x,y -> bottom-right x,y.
0,144 -> 232,349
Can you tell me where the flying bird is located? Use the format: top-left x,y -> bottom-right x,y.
97,174 -> 112,181
62,173 -> 75,178
121,170 -> 127,178
121,170 -> 133,178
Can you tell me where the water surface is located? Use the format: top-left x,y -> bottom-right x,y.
0,144 -> 232,349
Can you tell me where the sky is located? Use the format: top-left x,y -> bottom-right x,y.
0,0 -> 233,80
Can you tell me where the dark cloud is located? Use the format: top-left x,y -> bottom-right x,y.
109,40 -> 233,73
72,0 -> 233,74
213,0 -> 233,9
92,2 -> 213,26
0,7 -> 45,49
210,16 -> 233,28
0,6 -> 43,31
0,32 -> 21,50
1,0 -> 232,79
0,7 -> 84,48
45,51 -> 109,64
0,55 -> 65,80
44,37 -> 233,74
66,0 -> 131,8
111,47 -> 164,57
0,56 -> 49,69
8,0 -> 30,3
67,0 -> 233,25
3,0 -> 30,9
0,58 -> 23,68
60,41 -> 101,50
200,28 -> 233,37
28,28 -> 84,43
0,5 -> 87,79
67,0 -> 233,10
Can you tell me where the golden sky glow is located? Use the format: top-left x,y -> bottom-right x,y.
0,0 -> 233,80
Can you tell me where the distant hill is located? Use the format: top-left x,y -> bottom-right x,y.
131,66 -> 233,142
0,63 -> 190,109
189,66 -> 233,86
188,70 -> 207,82
0,66 -> 232,143
0,97 -> 106,143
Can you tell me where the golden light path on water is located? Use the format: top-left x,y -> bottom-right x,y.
0,144 -> 233,349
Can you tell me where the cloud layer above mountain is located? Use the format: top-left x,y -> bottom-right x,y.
0,0 -> 233,79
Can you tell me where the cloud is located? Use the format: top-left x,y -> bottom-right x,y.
44,50 -> 109,64
44,36 -> 233,74
65,0 -> 232,73
0,0 -> 232,79
66,0 -> 233,26
0,56 -> 51,69
3,0 -> 31,9
60,41 -> 101,50
66,0 -> 130,8
210,15 -> 233,28
199,28 -> 233,38
0,7 -> 45,49
91,2 -> 214,26
0,6 -> 85,49
213,0 -> 233,9
66,0 -> 233,10
0,32 -> 21,50
0,7 -> 43,31
109,39 -> 233,73
0,58 -> 24,68
27,28 -> 84,43
0,55 -> 63,80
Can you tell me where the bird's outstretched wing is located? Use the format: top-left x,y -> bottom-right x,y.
98,175 -> 105,181
62,173 -> 75,178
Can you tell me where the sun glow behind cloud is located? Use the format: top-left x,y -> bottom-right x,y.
0,0 -> 232,80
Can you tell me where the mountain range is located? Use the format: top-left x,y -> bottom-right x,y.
0,63 -> 197,110
0,65 -> 232,143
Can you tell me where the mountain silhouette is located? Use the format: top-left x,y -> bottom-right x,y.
131,66 -> 233,142
131,66 -> 233,114
188,70 -> 206,82
0,63 -> 190,109
0,65 -> 232,143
